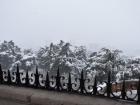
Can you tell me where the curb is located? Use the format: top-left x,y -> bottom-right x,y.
0,85 -> 137,105
0,85 -> 33,103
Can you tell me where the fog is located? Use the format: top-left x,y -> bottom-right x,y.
0,0 -> 140,56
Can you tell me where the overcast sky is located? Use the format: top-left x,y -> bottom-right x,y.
0,0 -> 140,56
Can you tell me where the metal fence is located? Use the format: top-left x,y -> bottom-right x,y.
0,64 -> 140,104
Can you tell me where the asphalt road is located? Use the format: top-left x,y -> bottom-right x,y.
0,99 -> 28,105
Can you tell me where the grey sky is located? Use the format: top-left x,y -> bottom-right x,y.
0,0 -> 140,56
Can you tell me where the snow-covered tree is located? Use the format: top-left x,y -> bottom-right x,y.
86,48 -> 123,81
51,42 -> 75,74
1,40 -> 140,82
10,48 -> 37,71
37,41 -> 87,76
0,40 -> 22,70
126,57 -> 140,79
37,41 -> 61,71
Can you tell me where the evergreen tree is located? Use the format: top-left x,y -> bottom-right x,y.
0,40 -> 22,70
